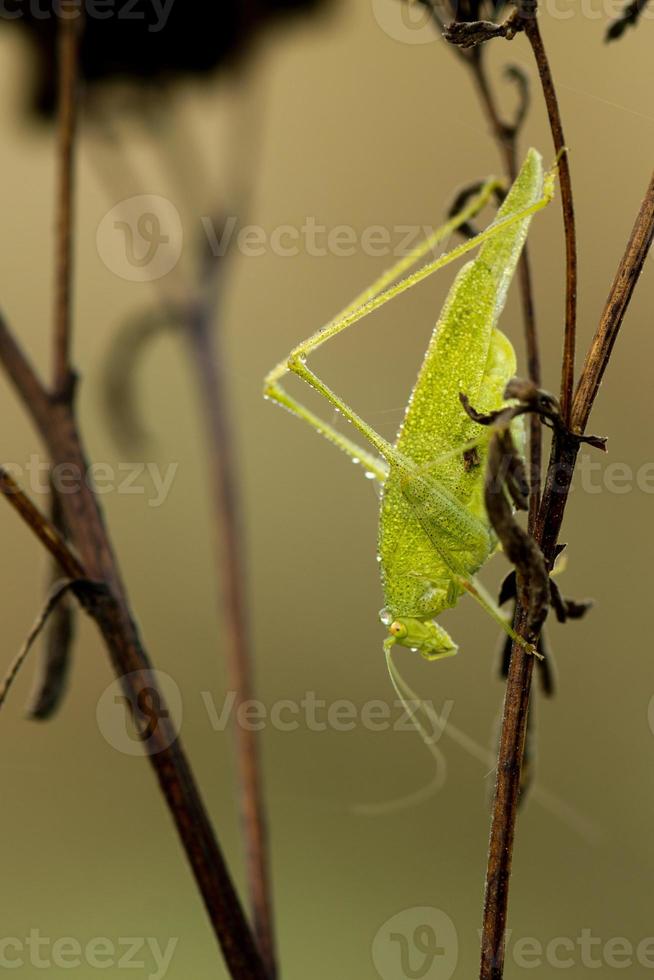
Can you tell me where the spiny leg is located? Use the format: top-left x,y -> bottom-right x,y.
265,178 -> 502,473
282,178 -> 554,366
269,383 -> 388,482
265,173 -> 555,475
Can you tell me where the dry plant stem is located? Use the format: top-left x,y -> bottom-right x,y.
33,12 -> 81,717
571,170 -> 654,432
27,488 -> 76,718
0,18 -> 268,977
187,290 -> 277,978
519,7 -> 577,424
0,579 -> 77,710
0,321 -> 269,980
480,169 -> 654,980
99,273 -> 277,971
0,466 -> 84,578
468,52 -> 542,523
53,14 -> 80,394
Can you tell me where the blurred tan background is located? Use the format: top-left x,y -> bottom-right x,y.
0,1 -> 653,976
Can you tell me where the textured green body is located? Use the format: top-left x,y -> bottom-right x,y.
378,149 -> 543,624
265,146 -> 552,659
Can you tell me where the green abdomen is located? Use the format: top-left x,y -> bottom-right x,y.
378,469 -> 492,621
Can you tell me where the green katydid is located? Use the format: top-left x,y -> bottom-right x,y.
264,148 -> 555,668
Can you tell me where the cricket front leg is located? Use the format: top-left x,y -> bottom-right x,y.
264,379 -> 389,481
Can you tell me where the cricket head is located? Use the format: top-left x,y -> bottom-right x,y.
381,613 -> 458,662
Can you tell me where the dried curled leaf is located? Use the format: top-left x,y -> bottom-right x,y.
606,0 -> 650,40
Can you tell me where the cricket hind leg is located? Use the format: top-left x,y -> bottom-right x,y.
264,179 -> 506,476
266,172 -> 552,486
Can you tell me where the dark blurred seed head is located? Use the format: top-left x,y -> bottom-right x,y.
450,0 -> 507,19
6,0 -> 333,117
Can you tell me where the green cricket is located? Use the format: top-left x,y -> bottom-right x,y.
264,148 -> 554,672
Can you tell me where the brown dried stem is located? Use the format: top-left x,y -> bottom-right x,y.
0,318 -> 269,980
27,487 -> 76,719
0,18 -> 269,980
0,578 -> 78,710
480,169 -> 654,980
100,181 -> 276,974
518,5 -> 577,423
467,53 -> 542,523
187,260 -> 277,977
571,171 -> 654,432
0,465 -> 84,578
52,12 -> 80,395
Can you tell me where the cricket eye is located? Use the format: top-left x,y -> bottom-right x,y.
389,621 -> 407,639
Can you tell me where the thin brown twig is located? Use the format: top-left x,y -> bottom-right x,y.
0,467 -> 84,577
572,171 -> 654,432
450,5 -> 578,424
519,5 -> 577,424
95,114 -> 277,970
0,321 -> 270,980
467,53 -> 542,524
0,579 -> 78,710
0,311 -> 51,431
27,486 -> 77,719
0,20 -> 270,978
187,259 -> 277,977
480,169 -> 654,980
30,12 -> 82,716
478,8 -> 573,977
53,12 -> 81,394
